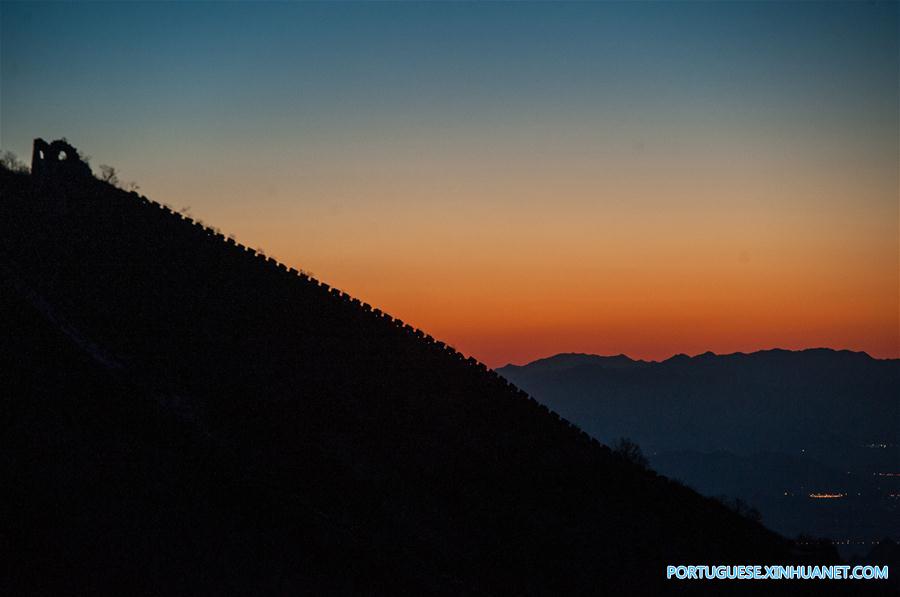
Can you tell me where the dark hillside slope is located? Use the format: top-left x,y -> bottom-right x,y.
0,164 -> 872,595
1,271 -> 433,595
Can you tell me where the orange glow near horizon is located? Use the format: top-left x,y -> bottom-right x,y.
141,133 -> 899,369
4,0 -> 897,369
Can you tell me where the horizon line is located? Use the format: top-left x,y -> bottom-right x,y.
499,346 -> 900,368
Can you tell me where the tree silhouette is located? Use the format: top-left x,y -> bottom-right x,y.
0,150 -> 28,173
716,495 -> 762,523
98,164 -> 119,186
612,437 -> 649,469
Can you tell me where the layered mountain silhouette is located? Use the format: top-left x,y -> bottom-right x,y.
0,144 -> 889,595
499,351 -> 899,557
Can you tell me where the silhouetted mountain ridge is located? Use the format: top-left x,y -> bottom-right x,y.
499,349 -> 899,558
505,347 -> 883,371
501,352 -> 645,374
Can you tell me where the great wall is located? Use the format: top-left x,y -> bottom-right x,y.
0,138 -> 844,596
18,138 -> 599,449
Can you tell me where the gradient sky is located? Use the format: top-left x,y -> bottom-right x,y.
2,1 -> 897,366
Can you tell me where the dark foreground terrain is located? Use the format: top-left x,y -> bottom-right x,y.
0,151 -> 890,595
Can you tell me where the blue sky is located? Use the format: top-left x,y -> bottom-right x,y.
1,1 -> 897,364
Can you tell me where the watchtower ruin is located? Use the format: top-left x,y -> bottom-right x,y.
32,138 -> 92,180
30,138 -> 94,211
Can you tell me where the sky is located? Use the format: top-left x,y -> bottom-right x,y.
1,1 -> 897,366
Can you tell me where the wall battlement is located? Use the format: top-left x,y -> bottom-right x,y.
2,156 -> 601,454
122,187 -> 599,448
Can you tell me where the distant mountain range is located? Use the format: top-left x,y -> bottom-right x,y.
5,145 -> 876,596
498,350 -> 899,554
